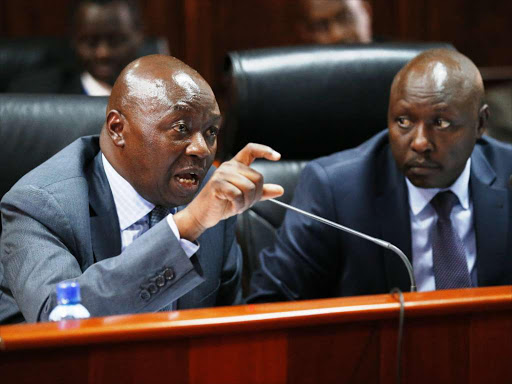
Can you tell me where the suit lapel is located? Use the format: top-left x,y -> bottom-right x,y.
376,147 -> 413,292
87,152 -> 122,261
470,147 -> 509,286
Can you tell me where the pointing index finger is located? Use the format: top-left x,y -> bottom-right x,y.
233,143 -> 281,166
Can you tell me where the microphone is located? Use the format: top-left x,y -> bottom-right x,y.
267,198 -> 417,292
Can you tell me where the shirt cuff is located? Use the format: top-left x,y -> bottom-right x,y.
166,214 -> 200,258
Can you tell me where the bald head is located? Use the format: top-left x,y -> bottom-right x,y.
388,49 -> 488,189
391,49 -> 485,115
108,54 -> 213,120
101,54 -> 220,207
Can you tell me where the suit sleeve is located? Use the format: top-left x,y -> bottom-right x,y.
247,161 -> 342,303
1,184 -> 205,322
216,215 -> 243,306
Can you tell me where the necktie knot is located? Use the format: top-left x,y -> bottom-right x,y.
149,205 -> 170,228
430,191 -> 459,221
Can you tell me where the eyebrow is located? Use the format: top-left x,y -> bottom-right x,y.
171,103 -> 191,112
432,104 -> 450,112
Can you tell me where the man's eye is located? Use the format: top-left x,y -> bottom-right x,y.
173,123 -> 188,133
435,118 -> 451,129
397,117 -> 412,129
206,127 -> 219,137
79,37 -> 98,47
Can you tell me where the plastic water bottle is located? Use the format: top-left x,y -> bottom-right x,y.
49,281 -> 90,321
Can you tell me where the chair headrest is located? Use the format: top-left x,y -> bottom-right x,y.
224,42 -> 455,159
0,37 -> 169,92
0,94 -> 108,200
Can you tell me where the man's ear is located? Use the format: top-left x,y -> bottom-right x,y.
106,110 -> 125,147
477,104 -> 489,138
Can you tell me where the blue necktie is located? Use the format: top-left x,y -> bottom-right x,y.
431,191 -> 472,289
149,206 -> 171,228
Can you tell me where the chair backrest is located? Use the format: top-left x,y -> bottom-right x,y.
0,94 -> 108,205
0,37 -> 169,92
0,37 -> 68,92
224,42 -> 455,295
223,42 -> 454,159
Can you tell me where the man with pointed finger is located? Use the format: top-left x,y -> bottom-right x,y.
249,49 -> 512,302
0,54 -> 283,323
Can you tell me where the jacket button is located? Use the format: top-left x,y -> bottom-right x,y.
148,283 -> 158,294
140,289 -> 150,301
163,268 -> 175,280
156,275 -> 165,287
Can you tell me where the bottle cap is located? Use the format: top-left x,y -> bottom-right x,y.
56,281 -> 81,305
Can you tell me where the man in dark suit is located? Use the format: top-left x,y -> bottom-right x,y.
0,54 -> 283,323
8,0 -> 144,95
248,49 -> 512,302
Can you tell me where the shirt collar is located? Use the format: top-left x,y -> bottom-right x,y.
406,158 -> 471,216
102,154 -> 155,230
80,72 -> 112,96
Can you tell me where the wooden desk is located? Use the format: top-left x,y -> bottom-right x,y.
1,286 -> 511,383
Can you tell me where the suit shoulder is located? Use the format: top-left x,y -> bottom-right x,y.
307,130 -> 389,177
477,135 -> 512,163
12,136 -> 100,190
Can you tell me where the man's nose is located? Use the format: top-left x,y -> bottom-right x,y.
328,22 -> 346,44
410,123 -> 433,153
186,132 -> 211,158
95,40 -> 111,59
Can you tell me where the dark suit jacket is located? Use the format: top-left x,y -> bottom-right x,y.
0,136 -> 242,323
8,65 -> 85,94
248,130 -> 512,302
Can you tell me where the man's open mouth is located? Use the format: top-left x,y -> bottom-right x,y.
175,172 -> 199,186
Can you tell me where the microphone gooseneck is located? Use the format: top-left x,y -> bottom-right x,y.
267,198 -> 417,292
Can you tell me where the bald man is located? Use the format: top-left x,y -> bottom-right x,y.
248,49 -> 512,302
0,55 -> 283,323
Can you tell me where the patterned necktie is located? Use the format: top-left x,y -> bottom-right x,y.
430,191 -> 472,289
149,205 -> 170,228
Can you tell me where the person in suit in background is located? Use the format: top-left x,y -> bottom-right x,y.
248,49 -> 512,303
8,0 -> 144,95
0,54 -> 283,323
297,0 -> 372,44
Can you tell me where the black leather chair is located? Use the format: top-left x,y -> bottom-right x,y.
0,94 -> 108,233
223,43 -> 455,295
0,37 -> 169,92
0,37 -> 67,92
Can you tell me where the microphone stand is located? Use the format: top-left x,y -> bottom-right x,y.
267,198 -> 417,292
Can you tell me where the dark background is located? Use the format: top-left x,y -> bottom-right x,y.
1,0 -> 511,97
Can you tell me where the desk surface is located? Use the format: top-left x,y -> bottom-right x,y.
1,285 -> 511,350
1,286 -> 512,384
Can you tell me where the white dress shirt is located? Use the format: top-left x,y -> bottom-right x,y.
80,72 -> 112,96
102,154 -> 199,256
406,159 -> 477,291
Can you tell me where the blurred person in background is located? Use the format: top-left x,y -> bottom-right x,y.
297,0 -> 372,44
8,0 -> 144,95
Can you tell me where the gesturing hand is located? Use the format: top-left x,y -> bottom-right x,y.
174,143 -> 284,241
